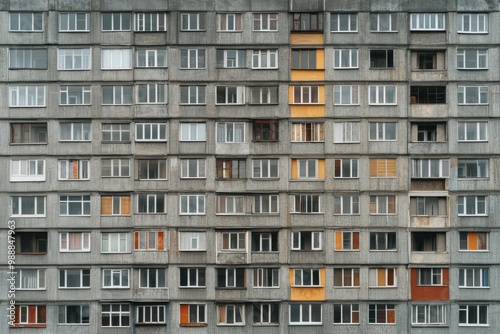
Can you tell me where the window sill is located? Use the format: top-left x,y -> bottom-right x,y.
17,252 -> 47,255
135,323 -> 167,326
10,324 -> 46,328
180,323 -> 207,327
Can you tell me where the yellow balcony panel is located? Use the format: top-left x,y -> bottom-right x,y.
289,268 -> 326,301
291,70 -> 325,81
291,33 -> 324,45
290,105 -> 325,118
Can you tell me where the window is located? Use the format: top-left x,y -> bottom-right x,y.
252,159 -> 278,178
292,195 -> 322,214
459,305 -> 488,326
217,49 -> 246,68
412,232 -> 446,252
101,304 -> 130,327
102,269 -> 129,288
334,159 -> 358,178
60,232 -> 90,252
217,122 -> 245,143
458,196 -> 487,216
216,86 -> 245,104
334,195 -> 360,215
139,268 -> 166,288
293,86 -> 319,104
412,305 -> 446,325
180,86 -> 206,104
59,85 -> 91,105
220,231 -> 246,250
181,13 -> 205,31
181,159 -> 206,178
217,196 -> 244,214
253,13 -> 278,31
411,86 -> 446,104
9,85 -> 45,107
331,13 -> 357,32
101,232 -> 130,253
411,197 -> 447,216
10,49 -> 47,69
11,196 -> 45,216
101,159 -> 130,177
251,232 -> 278,252
253,268 -> 279,287
369,122 -> 397,141
369,304 -> 396,324
138,159 -> 167,180
59,269 -> 90,288
179,232 -> 207,251
102,86 -> 132,105
370,232 -> 397,251
411,159 -> 450,178
334,304 -> 359,324
291,123 -> 324,142
180,304 -> 206,325
10,159 -> 45,181
59,122 -> 91,141
335,231 -> 359,251
458,159 -> 488,178
459,268 -> 489,288
370,13 -> 397,32
11,305 -> 46,327
216,159 -> 246,179
10,12 -> 43,31
134,231 -> 165,251
334,268 -> 360,287
136,49 -> 167,67
334,85 -> 359,105
291,231 -> 322,250
458,86 -> 488,105
135,123 -> 167,142
15,232 -> 47,254
180,48 -> 206,69
137,83 -> 166,103
289,304 -> 322,325
369,158 -> 396,178
137,194 -> 166,213
218,305 -> 244,325
180,195 -> 205,215
250,86 -> 278,104
253,120 -> 279,141
136,305 -> 165,324
293,268 -> 320,286
369,195 -> 396,214
102,12 -> 131,31
415,51 -> 442,70
58,305 -> 90,324
57,48 -> 91,70
410,13 -> 445,31
412,123 -> 447,142
460,232 -> 488,251
180,123 -> 206,141
218,13 -> 242,31
102,124 -> 130,142
134,13 -> 167,32
180,268 -> 205,287
59,12 -> 90,32
457,49 -> 487,69
292,13 -> 323,31
334,122 -> 360,143
101,195 -> 131,215
458,13 -> 488,33
334,49 -> 358,69
10,123 -> 47,144
418,268 -> 443,285
254,303 -> 279,325
369,85 -> 396,104
59,195 -> 90,216
217,268 -> 245,288
292,49 -> 317,69
369,268 -> 397,287
16,269 -> 46,290
254,195 -> 279,214
252,50 -> 278,69
458,122 -> 487,142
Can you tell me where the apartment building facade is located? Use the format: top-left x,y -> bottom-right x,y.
0,0 -> 499,333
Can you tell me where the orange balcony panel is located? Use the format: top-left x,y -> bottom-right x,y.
289,268 -> 326,301
291,70 -> 325,81
291,33 -> 324,45
410,268 -> 449,301
290,105 -> 325,118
